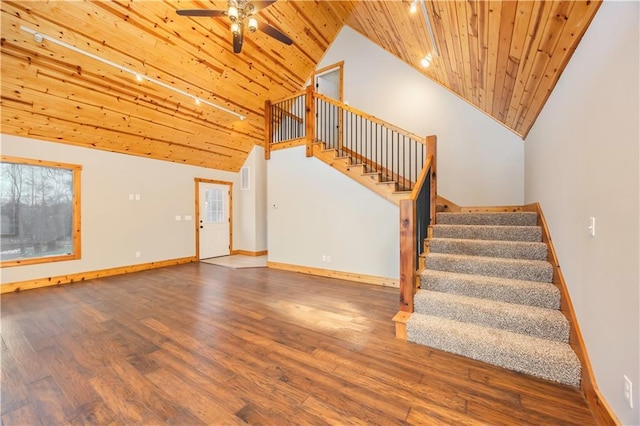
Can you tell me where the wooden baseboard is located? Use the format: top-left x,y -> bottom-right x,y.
230,250 -> 268,257
0,256 -> 196,294
267,261 -> 399,288
522,202 -> 619,425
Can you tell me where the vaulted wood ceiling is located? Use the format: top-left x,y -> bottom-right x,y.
1,1 -> 600,171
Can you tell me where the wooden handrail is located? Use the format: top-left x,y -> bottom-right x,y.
314,92 -> 426,144
399,135 -> 437,312
271,90 -> 306,105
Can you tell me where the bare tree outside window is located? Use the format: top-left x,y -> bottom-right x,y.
0,156 -> 81,267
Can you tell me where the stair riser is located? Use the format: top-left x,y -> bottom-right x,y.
414,295 -> 569,342
406,316 -> 581,387
421,273 -> 560,309
429,239 -> 547,261
437,212 -> 538,226
425,255 -> 553,283
431,226 -> 542,242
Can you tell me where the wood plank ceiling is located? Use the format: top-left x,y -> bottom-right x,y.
1,1 -> 601,171
348,0 -> 601,138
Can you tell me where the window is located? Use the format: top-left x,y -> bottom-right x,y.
0,156 -> 81,267
204,188 -> 224,223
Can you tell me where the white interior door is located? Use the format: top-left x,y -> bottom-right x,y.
198,183 -> 230,259
315,69 -> 341,148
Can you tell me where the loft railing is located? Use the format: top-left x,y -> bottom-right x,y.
265,87 -> 437,312
265,86 -> 427,192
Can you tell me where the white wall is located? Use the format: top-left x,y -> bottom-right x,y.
524,2 -> 639,424
0,134 -> 255,284
235,145 -> 267,252
317,26 -> 525,206
268,146 -> 399,279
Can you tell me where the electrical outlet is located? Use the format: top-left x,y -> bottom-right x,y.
135,251 -> 141,258
326,255 -> 331,262
624,375 -> 633,408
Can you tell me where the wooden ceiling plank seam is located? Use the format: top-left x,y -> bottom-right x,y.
6,55 -> 255,141
2,8 -> 257,124
475,0 -> 488,111
25,1 -> 305,120
489,0 -> 517,122
513,0 -> 574,133
1,104 -> 239,170
504,0 -> 537,127
439,2 -> 464,97
484,0 -> 503,119
507,0 -> 554,130
1,87 -> 241,159
426,1 -> 458,93
518,0 -> 602,138
430,1 -> 462,95
464,0 -> 481,107
455,1 -> 475,105
2,63 -> 258,157
496,0 -> 533,121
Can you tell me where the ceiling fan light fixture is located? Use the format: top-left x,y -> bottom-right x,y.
228,6 -> 238,21
231,22 -> 240,35
248,17 -> 258,33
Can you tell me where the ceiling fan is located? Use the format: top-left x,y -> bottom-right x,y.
176,0 -> 293,54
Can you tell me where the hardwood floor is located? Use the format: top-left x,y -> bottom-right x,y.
1,263 -> 595,425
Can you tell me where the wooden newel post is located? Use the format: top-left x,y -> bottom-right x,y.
399,198 -> 416,312
305,84 -> 315,157
264,99 -> 272,160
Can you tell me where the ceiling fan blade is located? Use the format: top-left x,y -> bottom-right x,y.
176,9 -> 227,17
233,24 -> 244,54
251,1 -> 277,12
257,21 -> 293,45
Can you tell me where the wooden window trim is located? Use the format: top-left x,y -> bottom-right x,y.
0,155 -> 82,268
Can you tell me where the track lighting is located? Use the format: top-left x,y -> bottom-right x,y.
410,0 -> 418,14
20,25 -> 247,120
421,54 -> 432,68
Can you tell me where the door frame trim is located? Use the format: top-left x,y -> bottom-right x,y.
312,61 -> 344,102
195,178 -> 233,260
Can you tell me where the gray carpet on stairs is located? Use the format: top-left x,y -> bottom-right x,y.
436,211 -> 538,226
406,314 -> 581,387
431,224 -> 543,242
421,269 -> 560,309
426,253 -> 554,283
407,210 -> 581,387
414,290 -> 569,342
429,238 -> 548,260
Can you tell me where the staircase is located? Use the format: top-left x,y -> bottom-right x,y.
311,142 -> 411,206
406,211 -> 582,387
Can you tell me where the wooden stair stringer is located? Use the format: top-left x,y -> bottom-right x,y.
311,143 -> 408,206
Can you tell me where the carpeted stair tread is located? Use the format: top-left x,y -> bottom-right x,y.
436,212 -> 538,226
414,290 -> 569,342
428,238 -> 548,260
406,314 -> 581,387
431,224 -> 542,242
425,253 -> 553,283
421,269 -> 560,309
